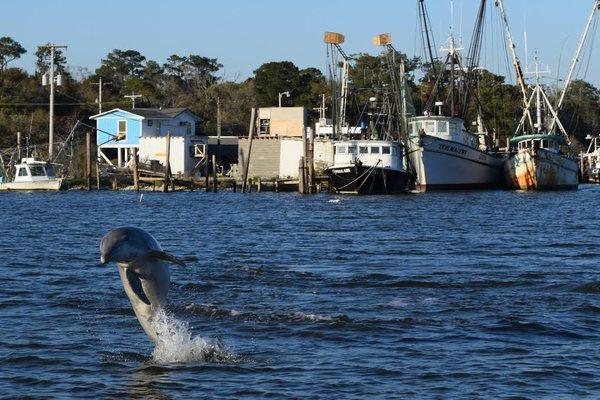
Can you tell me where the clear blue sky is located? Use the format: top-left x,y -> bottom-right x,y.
2,0 -> 599,86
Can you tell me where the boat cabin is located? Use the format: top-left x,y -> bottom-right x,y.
14,158 -> 57,183
408,116 -> 479,149
510,134 -> 564,153
333,140 -> 403,170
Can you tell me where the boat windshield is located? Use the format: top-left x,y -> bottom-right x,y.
46,165 -> 56,177
30,166 -> 46,176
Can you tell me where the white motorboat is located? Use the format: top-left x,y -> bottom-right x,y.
0,158 -> 63,191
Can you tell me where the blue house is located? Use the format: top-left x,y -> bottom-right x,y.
90,108 -> 203,173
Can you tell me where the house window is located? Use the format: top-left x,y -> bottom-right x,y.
348,146 -> 357,155
337,146 -> 347,154
147,120 -> 153,127
382,146 -> 391,154
117,120 -> 127,141
371,146 -> 380,154
359,146 -> 368,154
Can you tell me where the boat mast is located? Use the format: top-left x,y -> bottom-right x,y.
549,0 -> 600,131
460,0 -> 487,120
418,0 -> 439,77
373,33 -> 409,141
324,32 -> 350,139
535,59 -> 542,133
494,0 -> 533,127
450,35 -> 456,116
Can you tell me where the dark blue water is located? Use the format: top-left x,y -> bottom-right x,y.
0,188 -> 599,399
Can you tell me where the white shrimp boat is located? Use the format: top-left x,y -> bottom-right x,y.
0,158 -> 63,191
408,116 -> 505,190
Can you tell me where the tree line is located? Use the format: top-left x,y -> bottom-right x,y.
0,35 -> 598,151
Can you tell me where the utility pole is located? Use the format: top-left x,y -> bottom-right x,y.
39,43 -> 67,160
216,96 -> 222,167
124,92 -> 142,109
92,77 -> 110,113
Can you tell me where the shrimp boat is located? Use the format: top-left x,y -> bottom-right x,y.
504,134 -> 578,190
502,65 -> 578,190
410,1 -> 505,190
322,32 -> 412,194
583,135 -> 600,183
494,0 -> 597,190
326,140 -> 410,194
408,115 -> 504,190
0,158 -> 63,191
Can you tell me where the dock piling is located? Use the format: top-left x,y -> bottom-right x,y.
86,130 -> 92,191
163,132 -> 171,193
298,156 -> 306,194
212,154 -> 218,193
132,148 -> 139,192
242,108 -> 256,193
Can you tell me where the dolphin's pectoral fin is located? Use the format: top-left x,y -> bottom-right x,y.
125,268 -> 151,305
147,250 -> 187,267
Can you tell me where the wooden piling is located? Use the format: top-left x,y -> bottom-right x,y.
580,151 -> 585,179
132,148 -> 139,191
257,177 -> 262,192
204,155 -> 210,192
96,159 -> 101,190
242,108 -> 256,193
298,156 -> 306,194
86,130 -> 92,191
163,133 -> 171,193
307,128 -> 315,194
212,154 -> 218,193
232,180 -> 237,192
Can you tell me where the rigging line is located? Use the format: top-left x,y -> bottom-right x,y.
581,15 -> 599,81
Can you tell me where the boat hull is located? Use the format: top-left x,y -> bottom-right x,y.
325,164 -> 409,194
0,179 -> 63,191
408,135 -> 504,190
503,149 -> 578,190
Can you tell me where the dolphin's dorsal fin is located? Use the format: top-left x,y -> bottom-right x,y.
126,268 -> 151,305
147,250 -> 187,267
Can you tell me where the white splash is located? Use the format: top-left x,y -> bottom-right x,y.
150,307 -> 232,364
328,198 -> 341,204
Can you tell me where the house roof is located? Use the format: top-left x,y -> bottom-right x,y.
90,107 -> 202,121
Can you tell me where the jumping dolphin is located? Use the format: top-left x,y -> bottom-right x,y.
100,227 -> 185,344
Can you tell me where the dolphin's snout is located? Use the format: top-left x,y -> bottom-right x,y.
100,255 -> 107,264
